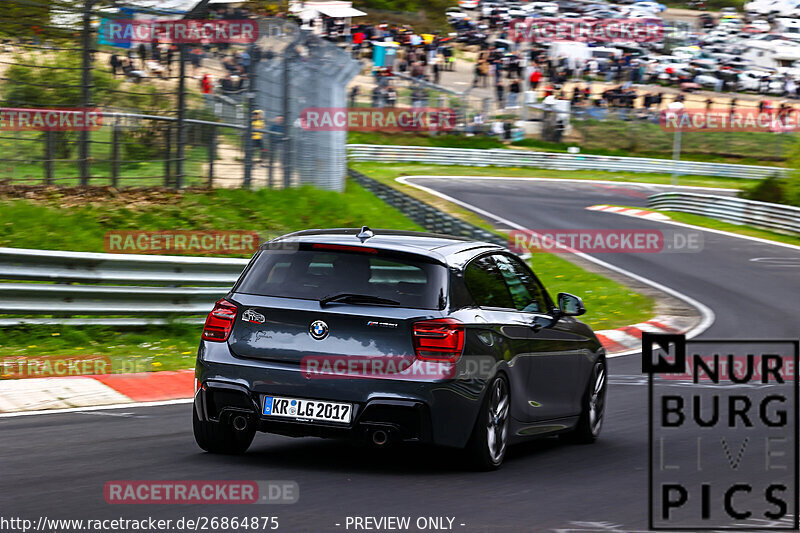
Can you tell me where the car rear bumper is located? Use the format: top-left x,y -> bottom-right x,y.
194,341 -> 490,448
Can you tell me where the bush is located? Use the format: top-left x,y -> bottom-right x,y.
185,108 -> 219,147
123,125 -> 167,161
2,51 -> 122,159
2,52 -> 120,108
776,136 -> 800,207
740,174 -> 787,205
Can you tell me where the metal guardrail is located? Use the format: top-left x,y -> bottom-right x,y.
347,144 -> 790,180
0,247 -> 247,324
648,193 -> 800,236
0,247 -> 247,286
348,169 -> 507,247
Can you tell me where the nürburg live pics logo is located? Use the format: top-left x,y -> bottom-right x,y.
643,333 -> 799,530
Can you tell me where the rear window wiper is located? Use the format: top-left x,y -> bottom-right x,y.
319,293 -> 400,307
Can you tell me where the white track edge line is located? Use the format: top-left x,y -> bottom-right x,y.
0,398 -> 193,418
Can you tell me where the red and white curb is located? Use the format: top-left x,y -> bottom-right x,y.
586,204 -> 671,221
595,314 -> 694,356
0,369 -> 193,414
0,316 -> 684,415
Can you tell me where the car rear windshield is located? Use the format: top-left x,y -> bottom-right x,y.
236,248 -> 447,310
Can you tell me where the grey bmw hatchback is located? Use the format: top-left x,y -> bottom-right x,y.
193,228 -> 606,469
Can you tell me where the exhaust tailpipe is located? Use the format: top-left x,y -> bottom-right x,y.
372,429 -> 389,446
232,415 -> 249,432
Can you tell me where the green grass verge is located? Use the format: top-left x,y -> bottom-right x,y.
0,181 -> 422,254
0,180 -> 422,367
0,324 -> 201,375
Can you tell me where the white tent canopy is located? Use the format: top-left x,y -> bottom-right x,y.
315,5 -> 367,17
293,1 -> 367,20
116,0 -> 241,14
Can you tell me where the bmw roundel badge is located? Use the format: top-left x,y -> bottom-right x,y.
309,320 -> 329,340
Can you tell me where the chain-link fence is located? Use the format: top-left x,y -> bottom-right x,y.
0,1 -> 362,190
1,0 -> 794,187
254,24 -> 361,191
530,101 -> 792,164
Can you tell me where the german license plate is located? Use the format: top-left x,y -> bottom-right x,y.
262,395 -> 352,423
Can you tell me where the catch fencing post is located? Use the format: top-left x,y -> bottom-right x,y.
282,44 -> 291,188
176,45 -> 187,189
165,124 -> 172,188
44,131 -> 54,185
111,120 -> 120,188
243,44 -> 259,189
79,0 -> 93,186
208,125 -> 216,188
173,0 -> 212,189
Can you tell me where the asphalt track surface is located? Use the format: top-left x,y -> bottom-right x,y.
3,177 -> 800,533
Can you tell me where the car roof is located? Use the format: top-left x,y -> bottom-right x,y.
264,228 -> 504,264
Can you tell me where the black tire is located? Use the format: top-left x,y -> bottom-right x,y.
565,359 -> 607,444
193,408 -> 255,455
465,374 -> 510,470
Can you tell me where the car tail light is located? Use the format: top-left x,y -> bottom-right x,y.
202,299 -> 238,342
413,318 -> 465,362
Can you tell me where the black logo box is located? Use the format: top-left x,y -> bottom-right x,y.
644,333 -> 800,531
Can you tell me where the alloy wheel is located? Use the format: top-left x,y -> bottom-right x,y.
486,377 -> 510,464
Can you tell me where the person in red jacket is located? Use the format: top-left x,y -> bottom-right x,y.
201,74 -> 213,106
529,68 -> 542,92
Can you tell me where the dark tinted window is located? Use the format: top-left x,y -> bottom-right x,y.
493,254 -> 548,313
464,255 -> 514,309
236,249 -> 446,310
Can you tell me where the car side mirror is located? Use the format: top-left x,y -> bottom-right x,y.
557,292 -> 585,317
